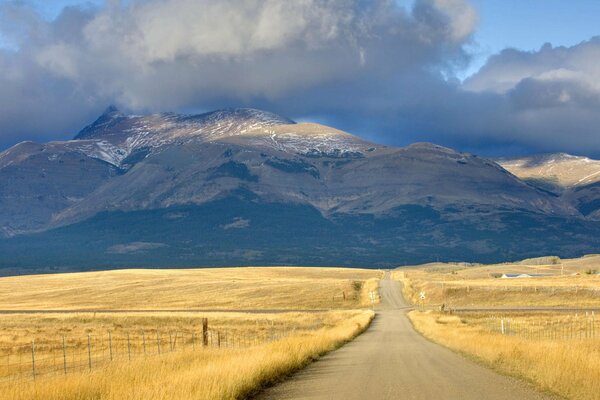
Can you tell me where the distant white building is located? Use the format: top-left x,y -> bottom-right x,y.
500,273 -> 550,279
501,273 -> 532,279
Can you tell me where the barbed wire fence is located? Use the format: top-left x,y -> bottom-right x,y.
0,318 -> 305,385
433,282 -> 600,297
477,312 -> 598,341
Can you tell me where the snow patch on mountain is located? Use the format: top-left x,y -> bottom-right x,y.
224,122 -> 373,156
71,108 -> 298,166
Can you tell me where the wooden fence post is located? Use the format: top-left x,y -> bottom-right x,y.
142,331 -> 147,356
217,331 -> 221,348
87,334 -> 92,371
62,336 -> 67,374
127,334 -> 132,360
31,340 -> 36,380
202,318 -> 209,347
109,332 -> 113,361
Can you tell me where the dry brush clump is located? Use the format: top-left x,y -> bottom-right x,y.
2,310 -> 374,400
408,311 -> 600,400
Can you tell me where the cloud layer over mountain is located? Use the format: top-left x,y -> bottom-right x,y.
0,0 -> 599,157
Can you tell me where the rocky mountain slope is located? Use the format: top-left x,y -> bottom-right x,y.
0,107 -> 599,271
498,154 -> 600,220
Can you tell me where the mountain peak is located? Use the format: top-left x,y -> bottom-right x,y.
75,105 -> 127,139
102,105 -> 122,116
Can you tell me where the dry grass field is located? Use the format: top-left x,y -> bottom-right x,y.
395,254 -> 600,308
400,255 -> 600,400
0,267 -> 382,311
0,266 -> 380,399
3,310 -> 374,400
409,311 -> 600,400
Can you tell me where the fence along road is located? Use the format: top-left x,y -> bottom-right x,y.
256,273 -> 555,400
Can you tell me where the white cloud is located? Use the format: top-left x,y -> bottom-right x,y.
464,40 -> 600,95
0,0 -> 475,148
3,0 -> 600,158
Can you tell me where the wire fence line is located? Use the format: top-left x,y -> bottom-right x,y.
434,281 -> 600,296
0,318 -> 303,385
477,313 -> 599,341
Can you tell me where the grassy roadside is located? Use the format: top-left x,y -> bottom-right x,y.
408,311 -> 600,400
3,310 -> 374,400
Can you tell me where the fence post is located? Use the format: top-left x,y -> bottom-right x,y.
108,332 -> 113,361
157,332 -> 161,355
217,331 -> 221,348
62,336 -> 67,374
202,318 -> 209,347
87,334 -> 92,371
169,333 -> 173,352
127,334 -> 132,361
142,331 -> 147,356
31,339 -> 36,380
501,319 -> 505,335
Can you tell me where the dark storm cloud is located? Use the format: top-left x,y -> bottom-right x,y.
0,0 -> 598,158
0,0 -> 477,148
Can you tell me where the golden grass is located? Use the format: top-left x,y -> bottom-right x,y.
408,311 -> 600,400
394,254 -> 600,307
0,311 -> 344,348
0,267 -> 382,311
2,310 -> 374,400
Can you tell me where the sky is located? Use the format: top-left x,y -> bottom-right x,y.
0,0 -> 599,158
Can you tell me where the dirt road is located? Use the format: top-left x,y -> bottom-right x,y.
256,274 -> 554,400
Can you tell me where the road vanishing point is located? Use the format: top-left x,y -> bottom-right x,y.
256,273 -> 555,400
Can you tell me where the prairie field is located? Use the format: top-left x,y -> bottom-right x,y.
401,254 -> 600,400
409,311 -> 600,400
0,267 -> 380,399
0,267 -> 381,311
3,310 -> 374,400
395,254 -> 600,308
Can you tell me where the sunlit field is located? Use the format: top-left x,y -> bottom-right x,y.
395,254 -> 600,308
0,267 -> 382,311
0,267 -> 380,399
409,311 -> 600,400
400,254 -> 600,400
3,310 -> 374,400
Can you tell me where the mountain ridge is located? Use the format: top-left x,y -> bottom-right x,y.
1,107 -> 599,270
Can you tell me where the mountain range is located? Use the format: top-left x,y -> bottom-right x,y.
1,107 -> 599,273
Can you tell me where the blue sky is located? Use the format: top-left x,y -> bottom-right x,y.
0,0 -> 599,157
465,0 -> 600,78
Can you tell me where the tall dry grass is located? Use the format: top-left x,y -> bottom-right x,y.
3,310 -> 374,400
409,311 -> 600,400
